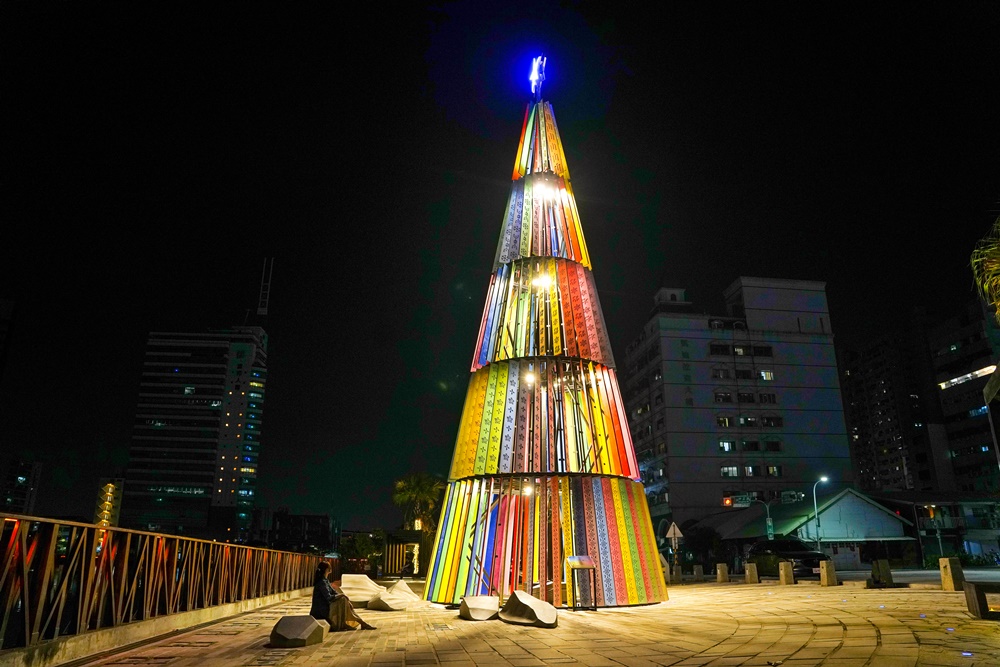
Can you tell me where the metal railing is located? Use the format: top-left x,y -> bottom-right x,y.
0,514 -> 320,651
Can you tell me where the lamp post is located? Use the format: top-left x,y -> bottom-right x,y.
812,476 -> 828,552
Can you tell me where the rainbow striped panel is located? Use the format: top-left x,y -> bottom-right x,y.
493,173 -> 591,269
450,358 -> 638,478
423,475 -> 667,607
471,259 -> 614,370
512,101 -> 570,180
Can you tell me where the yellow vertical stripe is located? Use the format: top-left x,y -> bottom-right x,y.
548,258 -> 562,355
520,181 -> 533,257
486,364 -> 507,474
560,477 -> 574,606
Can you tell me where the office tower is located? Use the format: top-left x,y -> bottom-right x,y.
0,457 -> 41,514
121,326 -> 267,541
623,279 -> 854,531
840,318 -> 951,493
424,57 -> 667,608
927,299 -> 1000,492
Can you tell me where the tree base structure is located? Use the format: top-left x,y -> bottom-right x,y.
424,475 -> 667,607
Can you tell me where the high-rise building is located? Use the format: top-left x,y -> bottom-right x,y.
622,279 -> 854,532
840,319 -> 952,493
0,457 -> 41,515
927,299 -> 1000,492
121,326 -> 267,541
424,57 -> 667,608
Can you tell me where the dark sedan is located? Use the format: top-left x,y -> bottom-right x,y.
746,538 -> 831,578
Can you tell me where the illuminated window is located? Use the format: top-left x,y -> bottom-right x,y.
758,370 -> 774,381
717,416 -> 731,428
744,465 -> 761,476
939,365 -> 996,390
719,440 -> 735,452
767,465 -> 783,477
712,368 -> 731,379
720,466 -> 739,477
715,392 -> 733,403
739,415 -> 758,427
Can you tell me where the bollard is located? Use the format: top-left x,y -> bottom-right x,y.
693,564 -> 704,582
871,559 -> 894,588
716,563 -> 729,583
778,561 -> 795,585
939,557 -> 966,592
745,562 -> 759,584
672,564 -> 683,584
819,560 -> 838,587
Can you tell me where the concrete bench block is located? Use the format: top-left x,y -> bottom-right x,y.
778,561 -> 795,585
499,590 -> 558,628
269,615 -> 324,648
459,595 -> 500,621
339,574 -> 387,608
693,564 -> 704,582
368,580 -> 427,611
716,564 -> 729,583
745,562 -> 759,584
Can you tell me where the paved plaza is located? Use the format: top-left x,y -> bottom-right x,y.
74,580 -> 1000,667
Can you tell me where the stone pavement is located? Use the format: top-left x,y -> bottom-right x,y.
75,581 -> 1000,667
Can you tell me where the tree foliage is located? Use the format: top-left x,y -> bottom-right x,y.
392,472 -> 445,531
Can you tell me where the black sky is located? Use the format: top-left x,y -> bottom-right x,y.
3,2 -> 1000,530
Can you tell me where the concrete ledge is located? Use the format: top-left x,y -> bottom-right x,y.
1,587 -> 311,667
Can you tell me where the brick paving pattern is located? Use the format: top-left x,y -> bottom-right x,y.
79,582 -> 1000,666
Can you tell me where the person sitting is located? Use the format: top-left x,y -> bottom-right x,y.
310,561 -> 376,631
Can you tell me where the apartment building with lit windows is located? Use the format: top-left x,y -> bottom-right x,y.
121,327 -> 267,541
839,320 -> 953,494
622,277 -> 854,533
928,299 -> 1000,493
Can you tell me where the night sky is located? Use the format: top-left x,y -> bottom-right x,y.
3,3 -> 1000,530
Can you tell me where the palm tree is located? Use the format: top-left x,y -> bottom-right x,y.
972,215 -> 1000,318
392,472 -> 445,532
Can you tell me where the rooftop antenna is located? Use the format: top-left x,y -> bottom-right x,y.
257,258 -> 274,317
530,54 -> 546,102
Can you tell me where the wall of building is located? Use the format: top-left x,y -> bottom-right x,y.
625,278 -> 854,530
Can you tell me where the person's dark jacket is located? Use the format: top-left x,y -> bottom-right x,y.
310,575 -> 337,619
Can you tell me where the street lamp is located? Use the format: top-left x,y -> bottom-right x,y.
812,476 -> 828,552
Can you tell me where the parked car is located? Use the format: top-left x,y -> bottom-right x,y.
746,538 -> 830,578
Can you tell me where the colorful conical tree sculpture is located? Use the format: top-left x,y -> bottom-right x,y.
424,56 -> 668,608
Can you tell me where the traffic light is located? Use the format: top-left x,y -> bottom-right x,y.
722,496 -> 733,507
